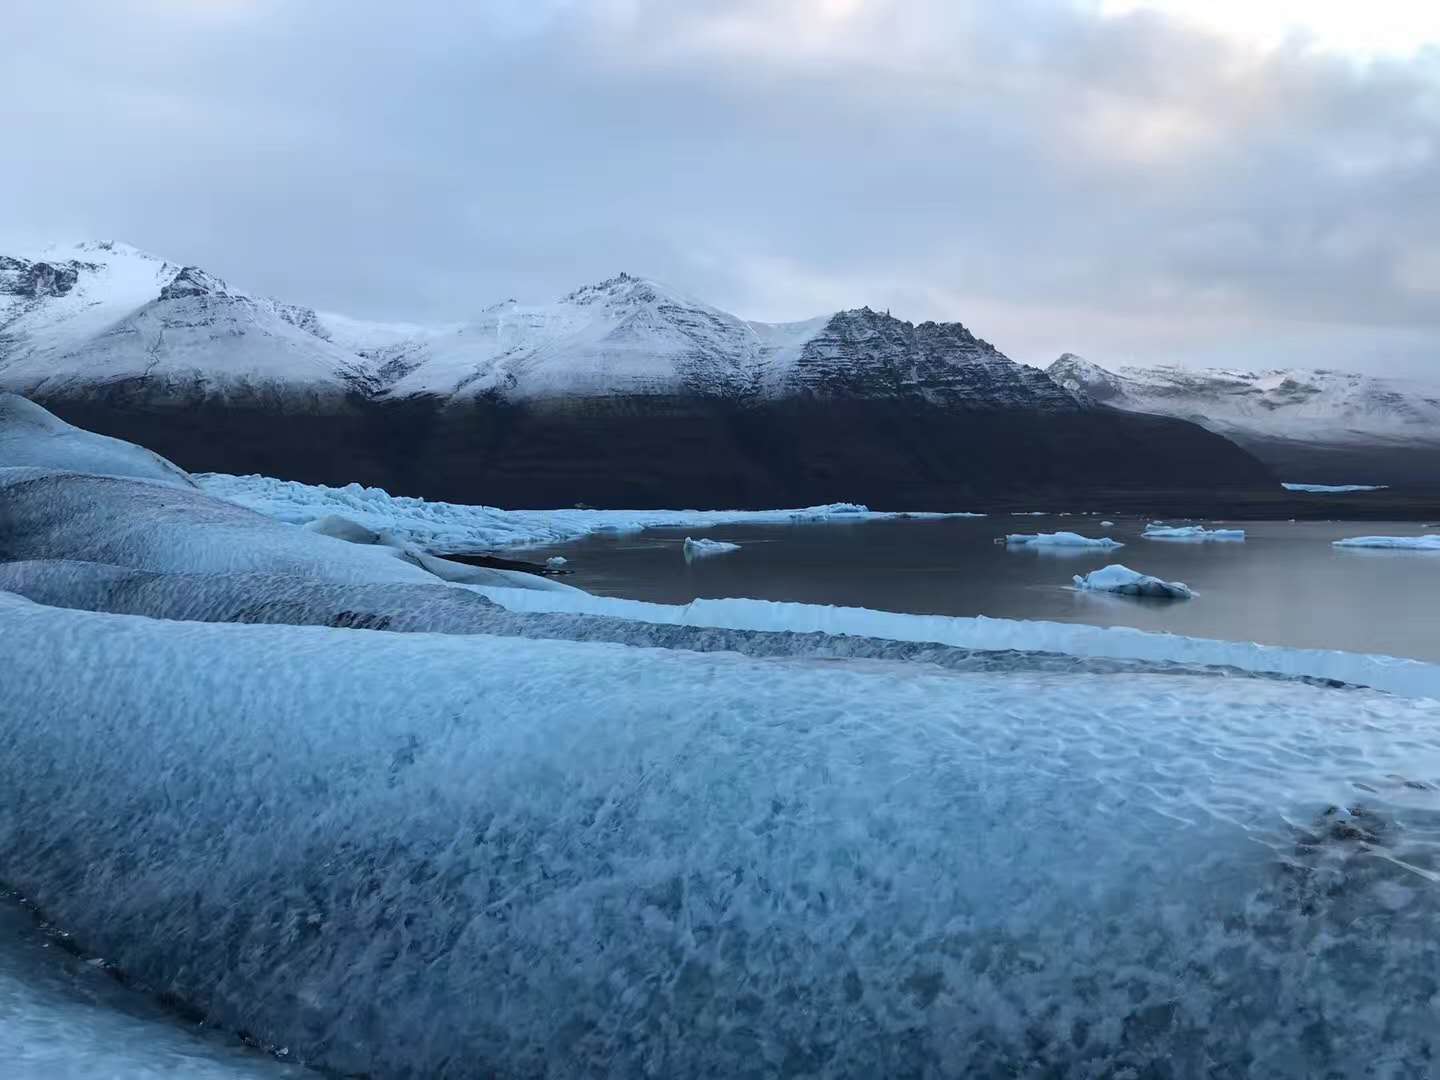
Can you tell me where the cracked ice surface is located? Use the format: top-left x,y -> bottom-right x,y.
3,592 -> 1440,1077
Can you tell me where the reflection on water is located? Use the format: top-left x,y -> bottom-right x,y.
524,515 -> 1440,661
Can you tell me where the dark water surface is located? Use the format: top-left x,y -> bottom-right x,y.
525,515 -> 1440,662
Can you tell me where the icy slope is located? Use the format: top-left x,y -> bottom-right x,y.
1049,353 -> 1440,448
0,392 -> 194,486
4,594 -> 1440,1077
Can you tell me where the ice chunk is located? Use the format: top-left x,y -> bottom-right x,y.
1073,564 -> 1194,599
1143,524 -> 1245,541
546,556 -> 568,569
196,473 -> 984,551
1334,534 -> 1440,551
1282,483 -> 1389,493
683,536 -> 740,559
4,596 -> 1440,1077
0,393 -> 194,488
1005,531 -> 1123,548
1100,520 -> 1116,526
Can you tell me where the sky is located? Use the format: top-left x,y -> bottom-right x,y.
3,0 -> 1438,375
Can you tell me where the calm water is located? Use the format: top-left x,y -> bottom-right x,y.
524,515 -> 1440,661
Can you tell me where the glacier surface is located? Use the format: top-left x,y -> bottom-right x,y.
4,593 -> 1440,1078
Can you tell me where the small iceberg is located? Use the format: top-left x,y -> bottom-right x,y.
683,537 -> 741,559
1282,483 -> 1389,493
1100,520 -> 1115,527
1073,564 -> 1194,600
1333,534 -> 1440,551
545,556 -> 569,569
1143,525 -> 1245,542
1004,531 -> 1124,548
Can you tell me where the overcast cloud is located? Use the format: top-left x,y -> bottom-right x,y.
3,0 -> 1438,374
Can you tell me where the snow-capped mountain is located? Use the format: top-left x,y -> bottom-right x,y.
1,243 -> 1078,410
0,242 -> 1275,508
0,242 -> 366,403
1049,354 -> 1440,486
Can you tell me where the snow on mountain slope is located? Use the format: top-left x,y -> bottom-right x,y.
1049,353 -> 1440,447
0,242 -> 364,400
2,244 -> 1082,409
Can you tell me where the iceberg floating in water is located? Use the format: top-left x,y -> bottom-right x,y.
1334,534 -> 1440,551
683,536 -> 741,559
1283,483 -> 1389,493
1073,564 -> 1194,599
1143,525 -> 1246,542
1005,531 -> 1123,548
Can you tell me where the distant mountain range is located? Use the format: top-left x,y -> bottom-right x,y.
1049,355 -> 1440,488
1,241 -> 1272,508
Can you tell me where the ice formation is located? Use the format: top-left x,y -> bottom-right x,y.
5,593 -> 1440,1077
1334,534 -> 1440,551
1143,524 -> 1246,541
1072,564 -> 1194,599
197,473 -> 983,552
0,393 -> 195,487
683,536 -> 741,558
466,587 -> 1440,699
1282,482 -> 1389,493
0,469 -> 572,593
1004,531 -> 1123,548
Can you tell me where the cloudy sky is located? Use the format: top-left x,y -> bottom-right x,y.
4,0 -> 1438,374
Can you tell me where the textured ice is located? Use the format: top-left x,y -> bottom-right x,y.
196,472 -> 983,552
4,594 -> 1440,1077
1282,482 -> 1389,493
1334,534 -> 1440,551
467,587 -> 1440,698
1004,531 -> 1123,548
1143,524 -> 1246,541
0,896 -> 303,1079
0,393 -> 195,487
0,559 -> 1267,684
1072,564 -> 1194,599
684,536 -> 741,558
0,469 -> 570,592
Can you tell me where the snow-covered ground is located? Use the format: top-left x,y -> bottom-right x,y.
196,472 -> 976,551
1143,524 -> 1246,541
1334,534 -> 1440,551
1072,564 -> 1194,599
1283,482 -> 1390,493
1004,531 -> 1123,548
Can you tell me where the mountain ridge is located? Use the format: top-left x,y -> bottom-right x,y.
2,242 -> 1082,410
1048,353 -> 1440,487
0,241 -> 1279,509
